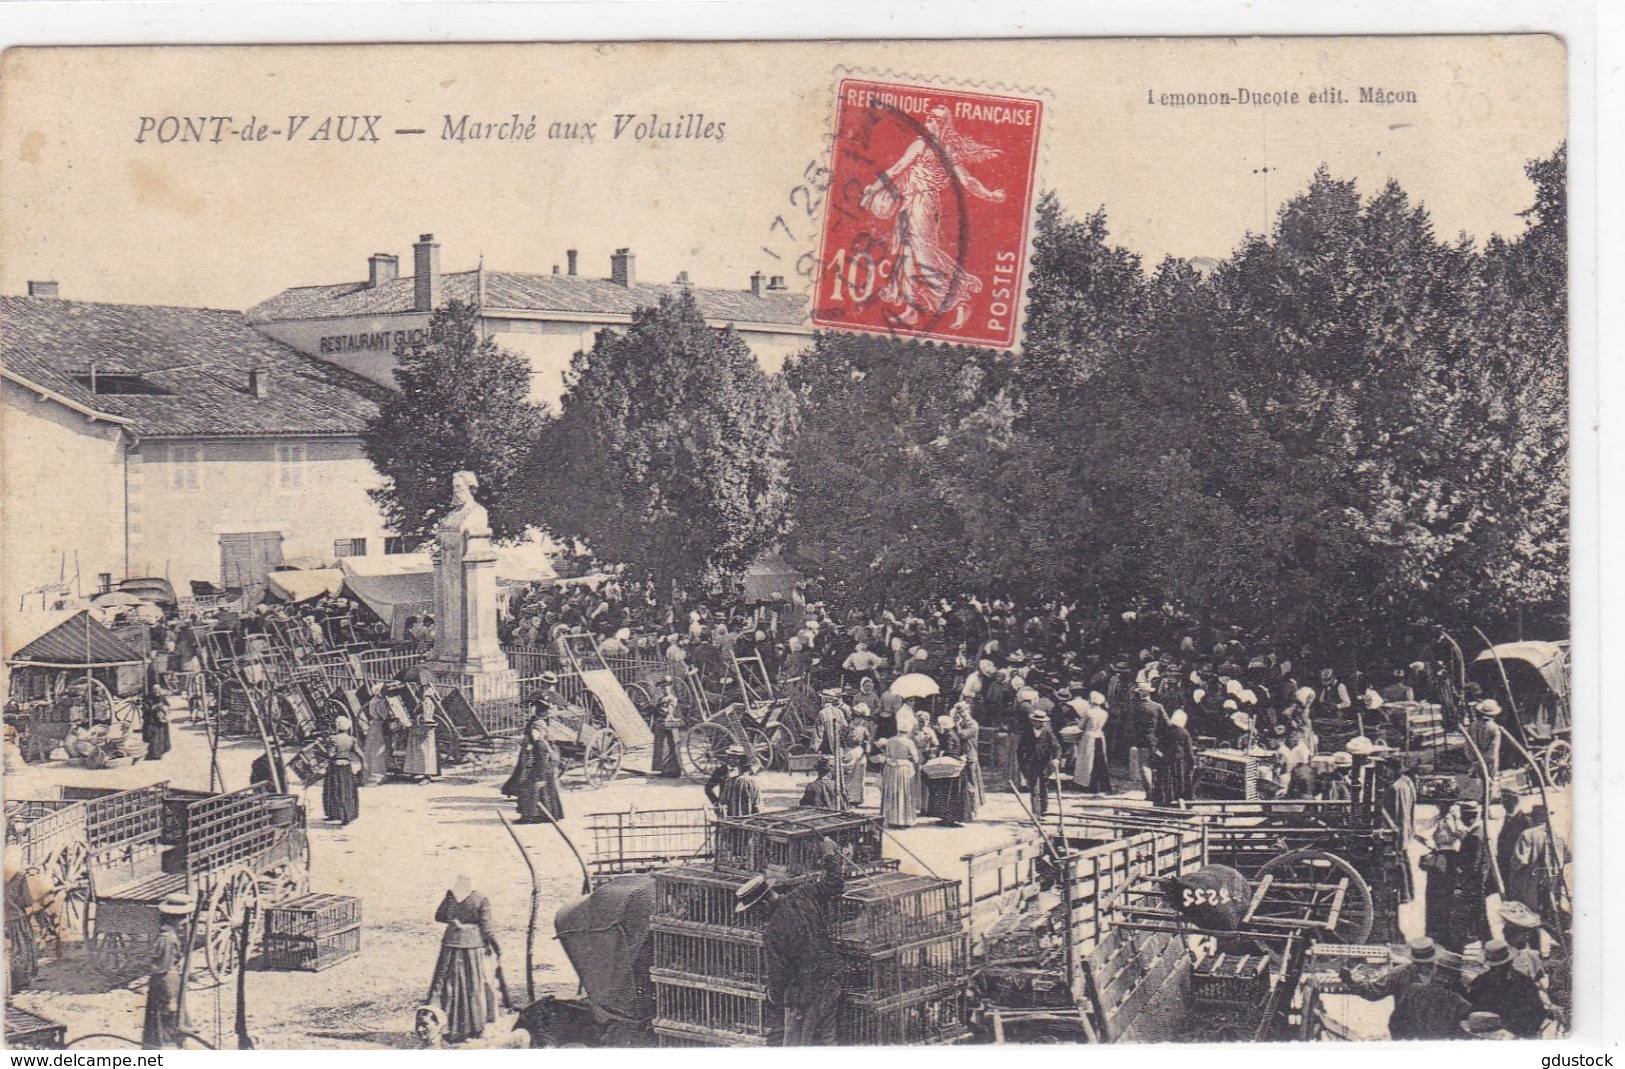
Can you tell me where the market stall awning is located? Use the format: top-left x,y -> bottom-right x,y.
342,571 -> 435,641
268,568 -> 345,603
7,610 -> 145,666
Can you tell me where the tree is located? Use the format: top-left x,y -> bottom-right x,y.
362,299 -> 548,543
781,332 -> 1015,608
516,289 -> 794,595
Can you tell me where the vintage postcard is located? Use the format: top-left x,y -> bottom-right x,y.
0,36 -> 1570,1052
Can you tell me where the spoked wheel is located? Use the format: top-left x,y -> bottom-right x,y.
1256,847 -> 1374,945
43,841 -> 90,944
434,705 -> 467,767
583,730 -> 625,788
681,721 -> 736,783
201,866 -> 259,985
256,834 -> 311,905
1542,739 -> 1572,788
743,726 -> 775,771
762,723 -> 795,771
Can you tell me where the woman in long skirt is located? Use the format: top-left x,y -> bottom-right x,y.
322,718 -> 362,825
924,716 -> 974,826
4,848 -> 41,996
841,708 -> 874,808
142,686 -> 172,761
428,875 -> 498,1044
503,718 -> 564,823
880,709 -> 922,828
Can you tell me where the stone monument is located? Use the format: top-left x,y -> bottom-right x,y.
424,471 -> 518,703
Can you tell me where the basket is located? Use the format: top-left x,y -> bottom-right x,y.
832,872 -> 962,948
840,931 -> 967,999
265,893 -> 361,940
837,980 -> 969,1046
712,808 -> 883,879
260,926 -> 361,972
921,756 -> 966,780
1190,952 -> 1271,1007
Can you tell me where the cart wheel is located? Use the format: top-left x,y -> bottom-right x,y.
579,691 -> 608,729
256,843 -> 310,905
1256,847 -> 1374,945
626,682 -> 654,716
584,731 -> 625,788
762,723 -> 794,771
322,697 -> 352,733
202,867 -> 260,985
434,706 -> 467,767
1542,739 -> 1572,788
44,841 -> 90,943
681,721 -> 736,783
744,726 -> 775,771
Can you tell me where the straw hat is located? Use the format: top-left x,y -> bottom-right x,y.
1499,901 -> 1542,929
735,875 -> 775,913
1406,936 -> 1437,962
1483,939 -> 1514,967
1476,699 -> 1502,717
159,892 -> 197,916
1345,736 -> 1376,757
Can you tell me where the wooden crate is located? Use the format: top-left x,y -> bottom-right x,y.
831,872 -> 962,948
836,979 -> 969,1046
265,893 -> 362,940
260,926 -> 360,972
1190,952 -> 1271,1006
839,931 -> 967,1000
651,969 -> 770,1041
713,807 -> 883,879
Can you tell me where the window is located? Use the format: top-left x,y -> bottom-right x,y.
169,444 -> 201,492
384,536 -> 420,555
334,538 -> 367,558
275,443 -> 306,489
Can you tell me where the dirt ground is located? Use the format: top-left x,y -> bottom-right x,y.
7,713 -> 1559,1048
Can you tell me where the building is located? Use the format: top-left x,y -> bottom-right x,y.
247,236 -> 813,405
1,287 -> 396,630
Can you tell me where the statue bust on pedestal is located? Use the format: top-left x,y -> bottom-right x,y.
425,471 -> 516,702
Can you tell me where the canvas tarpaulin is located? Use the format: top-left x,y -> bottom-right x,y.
553,874 -> 656,1026
268,568 -> 345,604
342,571 -> 434,641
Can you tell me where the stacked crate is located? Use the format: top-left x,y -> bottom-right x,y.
832,871 -> 969,1046
650,807 -> 967,1047
262,893 -> 362,972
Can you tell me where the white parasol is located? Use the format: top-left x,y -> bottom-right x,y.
888,673 -> 940,699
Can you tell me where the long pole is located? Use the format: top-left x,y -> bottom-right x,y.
497,810 -> 541,1005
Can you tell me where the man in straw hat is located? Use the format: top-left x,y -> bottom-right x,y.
764,853 -> 846,1045
1467,699 -> 1505,781
1341,936 -> 1470,1039
799,755 -> 846,811
1469,939 -> 1550,1038
705,745 -> 761,818
1015,707 -> 1061,818
143,892 -> 195,1048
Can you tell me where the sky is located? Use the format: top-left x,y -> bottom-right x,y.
0,36 -> 1565,311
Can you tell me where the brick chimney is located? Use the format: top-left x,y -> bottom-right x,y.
610,248 -> 635,288
248,363 -> 269,399
749,271 -> 765,297
767,275 -> 787,291
566,249 -> 578,277
413,234 -> 441,311
27,280 -> 59,298
368,253 -> 399,289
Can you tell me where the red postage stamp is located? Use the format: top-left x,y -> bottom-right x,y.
812,77 -> 1044,351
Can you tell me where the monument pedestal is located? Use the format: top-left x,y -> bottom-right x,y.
424,471 -> 518,713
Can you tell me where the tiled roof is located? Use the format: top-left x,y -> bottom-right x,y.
1,295 -> 388,438
246,269 -> 809,328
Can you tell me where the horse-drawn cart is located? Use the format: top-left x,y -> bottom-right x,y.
85,783 -> 310,984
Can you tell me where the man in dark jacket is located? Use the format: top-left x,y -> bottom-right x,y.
1015,709 -> 1061,818
1469,940 -> 1550,1038
764,855 -> 846,1045
799,756 -> 846,811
